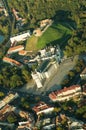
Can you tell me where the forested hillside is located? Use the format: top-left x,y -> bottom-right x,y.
7,0 -> 86,27
6,0 -> 86,57
0,0 -> 85,89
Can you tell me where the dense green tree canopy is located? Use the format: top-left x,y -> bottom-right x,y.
7,0 -> 86,26
0,0 -> 85,89
0,65 -> 31,89
6,0 -> 86,57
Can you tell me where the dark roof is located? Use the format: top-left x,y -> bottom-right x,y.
37,60 -> 50,72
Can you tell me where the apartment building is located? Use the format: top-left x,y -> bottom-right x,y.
49,85 -> 81,102
0,93 -> 18,109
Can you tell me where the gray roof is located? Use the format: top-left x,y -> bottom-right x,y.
37,60 -> 50,73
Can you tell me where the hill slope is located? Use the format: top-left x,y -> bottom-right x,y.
26,22 -> 72,51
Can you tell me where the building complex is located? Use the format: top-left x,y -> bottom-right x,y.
49,85 -> 81,102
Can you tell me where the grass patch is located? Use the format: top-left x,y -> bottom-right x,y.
37,23 -> 72,49
25,35 -> 38,52
25,22 -> 72,52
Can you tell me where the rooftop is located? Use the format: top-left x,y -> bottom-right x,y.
3,57 -> 22,67
37,59 -> 50,72
8,45 -> 24,53
40,19 -> 52,28
18,50 -> 27,55
17,125 -> 27,130
49,85 -> 81,100
32,101 -> 53,114
0,93 -> 18,109
33,28 -> 42,36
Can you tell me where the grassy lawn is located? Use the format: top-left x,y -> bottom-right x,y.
25,35 -> 39,52
37,23 -> 72,49
25,22 -> 72,52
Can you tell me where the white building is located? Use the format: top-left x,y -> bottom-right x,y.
0,93 -> 18,109
10,31 -> 31,44
31,60 -> 59,88
31,72 -> 43,88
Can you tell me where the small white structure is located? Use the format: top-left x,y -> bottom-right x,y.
10,31 -> 31,44
39,49 -> 46,57
19,121 -> 30,126
38,46 -> 61,62
3,8 -> 8,16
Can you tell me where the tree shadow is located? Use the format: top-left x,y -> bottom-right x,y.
54,10 -> 77,30
46,33 -> 71,49
46,84 -> 62,94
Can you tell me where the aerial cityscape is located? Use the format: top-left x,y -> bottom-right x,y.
0,0 -> 86,130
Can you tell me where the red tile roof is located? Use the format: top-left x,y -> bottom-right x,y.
49,85 -> 81,101
32,102 -> 52,114
18,50 -> 27,55
3,57 -> 22,67
8,45 -> 24,53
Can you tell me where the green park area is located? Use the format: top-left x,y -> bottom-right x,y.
25,22 -> 72,52
25,35 -> 39,52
